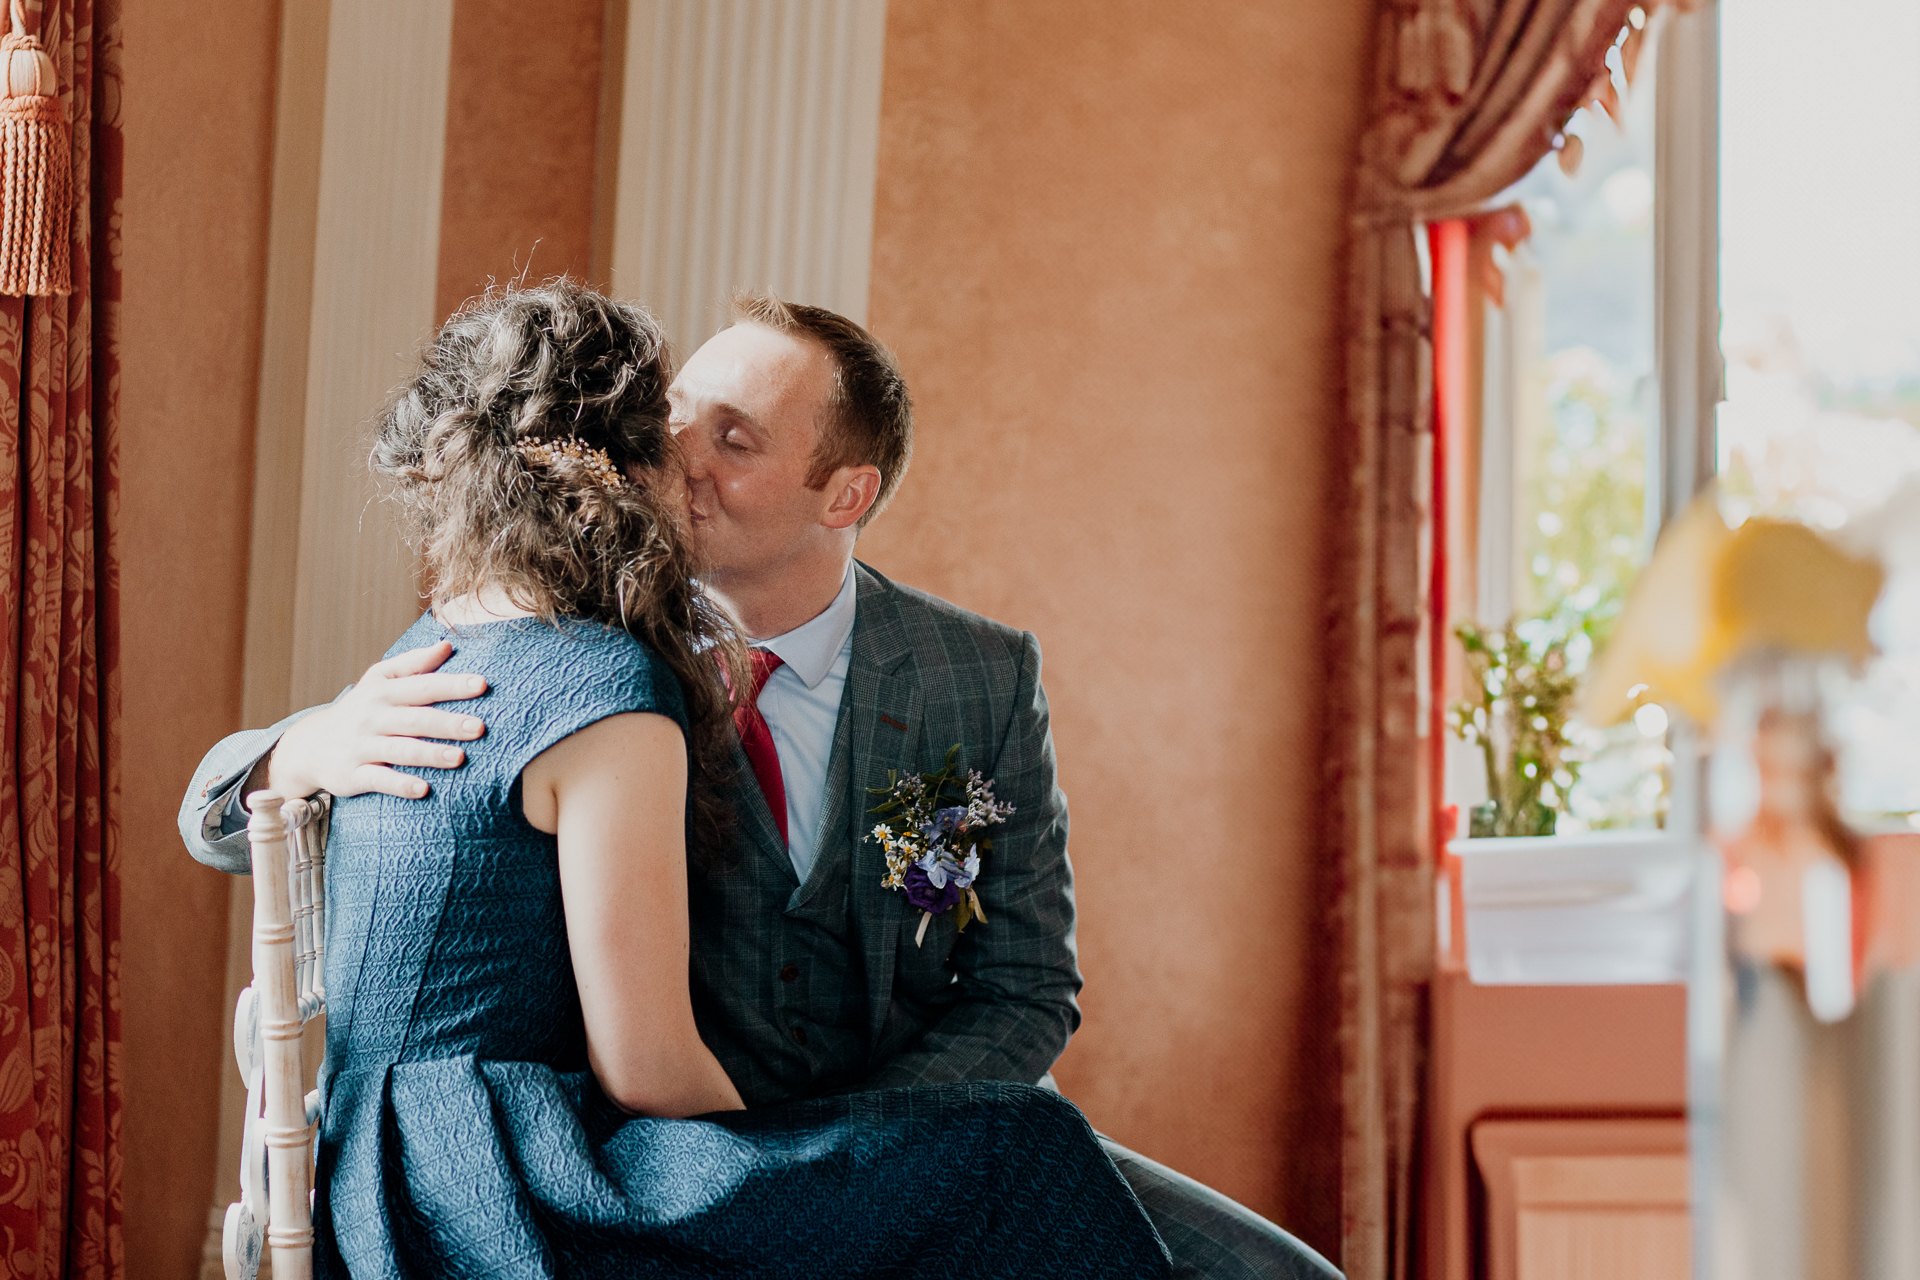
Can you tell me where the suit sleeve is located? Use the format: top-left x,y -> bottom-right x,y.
860,632 -> 1082,1089
176,698 -> 339,874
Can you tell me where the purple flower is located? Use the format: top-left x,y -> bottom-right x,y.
903,861 -> 962,914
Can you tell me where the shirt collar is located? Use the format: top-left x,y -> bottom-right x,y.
753,562 -> 857,690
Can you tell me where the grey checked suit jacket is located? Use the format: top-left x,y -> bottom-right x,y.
177,562 -> 1082,1103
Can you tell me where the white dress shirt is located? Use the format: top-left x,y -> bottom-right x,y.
750,561 -> 857,885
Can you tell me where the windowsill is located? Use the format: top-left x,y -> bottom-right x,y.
1448,831 -> 1701,986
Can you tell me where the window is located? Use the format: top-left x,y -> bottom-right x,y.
1718,0 -> 1920,826
1435,11 -> 1669,843
1439,0 -> 1920,860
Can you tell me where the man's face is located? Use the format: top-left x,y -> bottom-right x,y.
667,322 -> 839,584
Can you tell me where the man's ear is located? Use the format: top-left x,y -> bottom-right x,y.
820,464 -> 881,531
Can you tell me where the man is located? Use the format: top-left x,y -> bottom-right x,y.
180,293 -> 1338,1280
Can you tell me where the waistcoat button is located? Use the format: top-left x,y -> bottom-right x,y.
791,1025 -> 809,1046
779,964 -> 800,983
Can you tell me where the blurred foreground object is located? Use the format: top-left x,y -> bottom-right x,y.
1579,489 -> 1885,1006
1580,495 -> 1885,728
1572,489 -> 1920,1278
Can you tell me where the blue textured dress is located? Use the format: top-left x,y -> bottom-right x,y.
314,614 -> 1170,1279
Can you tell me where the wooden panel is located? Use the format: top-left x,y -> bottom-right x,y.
1473,1117 -> 1689,1280
1425,974 -> 1687,1280
1513,1154 -> 1690,1280
1517,1205 -> 1688,1280
1513,1154 -> 1690,1205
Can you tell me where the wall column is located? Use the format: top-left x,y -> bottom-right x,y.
608,0 -> 889,355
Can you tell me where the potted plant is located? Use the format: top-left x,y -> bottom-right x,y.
1449,618 -> 1585,838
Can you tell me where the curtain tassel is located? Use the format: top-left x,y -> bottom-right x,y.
0,28 -> 68,297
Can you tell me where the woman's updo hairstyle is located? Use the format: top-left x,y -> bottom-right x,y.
373,279 -> 746,870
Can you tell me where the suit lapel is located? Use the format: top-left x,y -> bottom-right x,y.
801,687 -> 856,906
841,564 -> 922,1045
730,738 -> 797,888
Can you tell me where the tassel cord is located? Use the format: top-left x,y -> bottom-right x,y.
0,1 -> 68,297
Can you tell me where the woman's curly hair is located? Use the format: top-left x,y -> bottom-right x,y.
371,280 -> 748,870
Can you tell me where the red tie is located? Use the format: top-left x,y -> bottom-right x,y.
734,648 -> 789,847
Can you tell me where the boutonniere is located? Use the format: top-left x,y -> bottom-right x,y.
867,744 -> 1015,947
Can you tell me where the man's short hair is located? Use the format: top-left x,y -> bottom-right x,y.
729,290 -> 912,529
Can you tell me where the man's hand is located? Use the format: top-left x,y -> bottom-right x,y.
251,641 -> 488,801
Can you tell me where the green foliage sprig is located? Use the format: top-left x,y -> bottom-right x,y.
1449,618 -> 1585,837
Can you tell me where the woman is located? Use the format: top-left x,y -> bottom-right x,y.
311,281 -> 1168,1278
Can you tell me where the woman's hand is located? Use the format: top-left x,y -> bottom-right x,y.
524,712 -> 746,1118
256,642 -> 490,800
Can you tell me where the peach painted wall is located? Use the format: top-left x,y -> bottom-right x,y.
118,2 -> 282,1275
434,0 -> 605,323
862,0 -> 1374,1252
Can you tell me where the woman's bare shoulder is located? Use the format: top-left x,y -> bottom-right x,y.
519,710 -> 685,834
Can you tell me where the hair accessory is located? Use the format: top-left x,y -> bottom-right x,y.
513,436 -> 626,487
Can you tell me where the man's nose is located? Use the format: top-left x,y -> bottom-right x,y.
677,426 -> 714,478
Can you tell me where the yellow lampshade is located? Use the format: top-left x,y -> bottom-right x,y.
1580,495 -> 1885,727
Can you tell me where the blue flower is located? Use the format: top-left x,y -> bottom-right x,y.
915,841 -> 980,894
915,846 -> 951,888
918,806 -> 967,843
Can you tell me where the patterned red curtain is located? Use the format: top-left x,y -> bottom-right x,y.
0,0 -> 121,1274
1331,1 -> 1654,1277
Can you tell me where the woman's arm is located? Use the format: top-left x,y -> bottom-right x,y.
521,712 -> 745,1118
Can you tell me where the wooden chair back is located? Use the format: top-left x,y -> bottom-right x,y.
222,792 -> 330,1280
